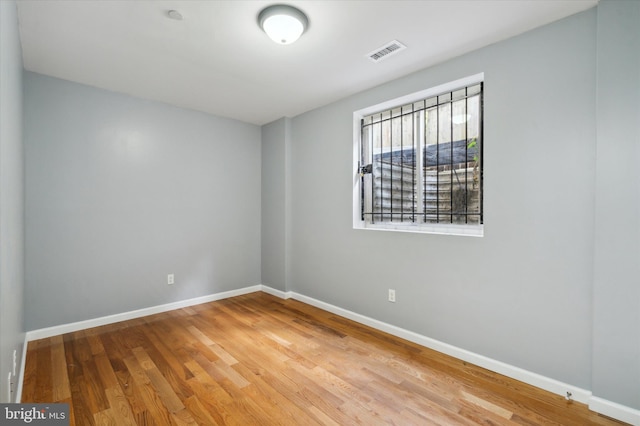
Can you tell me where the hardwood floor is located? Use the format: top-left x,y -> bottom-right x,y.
22,292 -> 626,425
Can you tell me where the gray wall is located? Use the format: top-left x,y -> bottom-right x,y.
593,0 -> 640,410
261,118 -> 288,292
288,10 -> 596,390
0,0 -> 25,403
24,72 -> 262,330
18,0 -> 639,415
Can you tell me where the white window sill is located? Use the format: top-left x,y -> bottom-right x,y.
355,222 -> 484,237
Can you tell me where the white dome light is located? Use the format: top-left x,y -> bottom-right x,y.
258,5 -> 308,45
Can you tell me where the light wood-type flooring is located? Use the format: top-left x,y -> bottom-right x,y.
22,292 -> 626,425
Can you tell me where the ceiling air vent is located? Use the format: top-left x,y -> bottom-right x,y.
367,40 -> 407,63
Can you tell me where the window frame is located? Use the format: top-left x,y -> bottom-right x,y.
353,73 -> 484,237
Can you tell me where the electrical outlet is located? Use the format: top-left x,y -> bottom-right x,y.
388,289 -> 396,303
167,274 -> 175,285
7,373 -> 12,400
12,350 -> 16,376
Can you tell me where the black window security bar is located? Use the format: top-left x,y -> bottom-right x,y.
360,83 -> 483,225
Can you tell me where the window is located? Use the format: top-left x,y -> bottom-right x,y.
353,74 -> 484,236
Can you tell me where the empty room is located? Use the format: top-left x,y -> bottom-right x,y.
1,0 -> 638,424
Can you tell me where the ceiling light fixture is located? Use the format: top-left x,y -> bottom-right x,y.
258,4 -> 308,45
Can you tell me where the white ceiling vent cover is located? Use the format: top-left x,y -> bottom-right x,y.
367,40 -> 407,63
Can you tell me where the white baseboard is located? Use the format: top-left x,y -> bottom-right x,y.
285,291 -> 591,404
19,284 -> 639,425
590,397 -> 640,426
18,285 -> 261,403
275,289 -> 639,425
15,337 -> 28,403
260,285 -> 292,299
25,285 -> 262,342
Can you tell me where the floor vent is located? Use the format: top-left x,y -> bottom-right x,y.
367,40 -> 407,63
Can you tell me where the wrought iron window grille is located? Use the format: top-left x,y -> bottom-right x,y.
359,82 -> 484,227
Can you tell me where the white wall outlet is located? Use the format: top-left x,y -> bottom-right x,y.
12,350 -> 17,376
388,289 -> 396,303
167,274 -> 175,285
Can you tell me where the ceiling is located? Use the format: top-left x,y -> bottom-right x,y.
15,0 -> 597,125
